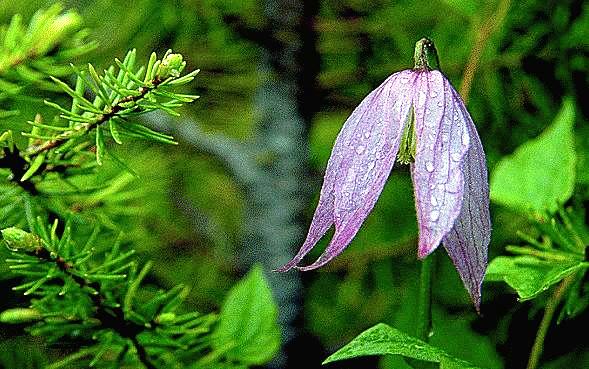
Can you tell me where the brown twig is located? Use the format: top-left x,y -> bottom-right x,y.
27,77 -> 162,156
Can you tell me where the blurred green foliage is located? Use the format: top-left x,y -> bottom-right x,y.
0,0 -> 588,368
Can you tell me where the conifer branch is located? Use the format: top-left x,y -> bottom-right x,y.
0,4 -> 95,94
27,75 -> 164,156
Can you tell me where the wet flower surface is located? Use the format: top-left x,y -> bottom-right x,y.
277,39 -> 491,308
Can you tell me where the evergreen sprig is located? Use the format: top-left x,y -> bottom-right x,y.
0,6 -> 280,369
1,221 -> 219,369
0,49 -> 199,195
0,4 -> 95,94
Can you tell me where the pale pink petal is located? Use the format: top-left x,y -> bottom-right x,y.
410,70 -> 470,258
442,88 -> 491,309
296,70 -> 416,270
278,71 -> 411,271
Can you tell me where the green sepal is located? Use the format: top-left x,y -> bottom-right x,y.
397,106 -> 417,165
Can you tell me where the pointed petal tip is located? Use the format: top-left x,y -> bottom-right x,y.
273,259 -> 300,273
470,289 -> 482,313
417,244 -> 435,259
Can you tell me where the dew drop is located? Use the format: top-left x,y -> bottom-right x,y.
451,152 -> 461,161
430,210 -> 440,222
419,91 -> 426,106
364,132 -> 371,139
430,195 -> 438,206
425,161 -> 434,172
454,113 -> 460,121
355,145 -> 365,154
441,133 -> 449,142
462,133 -> 469,145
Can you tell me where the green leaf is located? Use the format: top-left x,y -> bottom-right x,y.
212,264 -> 280,365
440,356 -> 480,369
323,323 -> 480,368
485,256 -> 587,300
490,98 -> 576,214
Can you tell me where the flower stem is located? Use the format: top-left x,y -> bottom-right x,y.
413,38 -> 440,71
407,255 -> 435,369
526,275 -> 576,369
416,254 -> 434,341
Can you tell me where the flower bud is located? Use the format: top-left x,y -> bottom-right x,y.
157,53 -> 185,79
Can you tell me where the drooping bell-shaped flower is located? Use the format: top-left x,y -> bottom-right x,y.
276,38 -> 491,308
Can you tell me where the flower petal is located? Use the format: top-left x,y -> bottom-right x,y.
411,70 -> 470,258
442,89 -> 491,309
296,70 -> 416,271
275,74 -> 403,272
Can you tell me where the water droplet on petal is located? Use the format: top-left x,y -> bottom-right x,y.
441,133 -> 449,142
419,92 -> 426,106
430,210 -> 440,222
454,113 -> 460,121
462,133 -> 469,145
430,195 -> 438,206
451,152 -> 461,161
355,145 -> 365,154
364,132 -> 371,139
425,161 -> 434,172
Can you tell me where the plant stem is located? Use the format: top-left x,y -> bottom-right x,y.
459,0 -> 511,103
416,254 -> 434,342
407,255 -> 435,369
526,275 -> 576,369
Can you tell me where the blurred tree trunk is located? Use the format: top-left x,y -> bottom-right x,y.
237,1 -> 320,367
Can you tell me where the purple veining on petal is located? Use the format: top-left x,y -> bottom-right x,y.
276,70 -> 415,272
298,71 -> 416,270
411,70 -> 469,258
442,88 -> 491,310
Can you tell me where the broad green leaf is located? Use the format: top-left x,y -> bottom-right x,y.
440,356 -> 480,369
323,323 -> 480,368
485,255 -> 587,300
490,98 -> 576,214
212,264 -> 280,365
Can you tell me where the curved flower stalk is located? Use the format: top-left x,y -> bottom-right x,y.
277,38 -> 491,308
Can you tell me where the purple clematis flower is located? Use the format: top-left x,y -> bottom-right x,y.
276,38 -> 491,308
